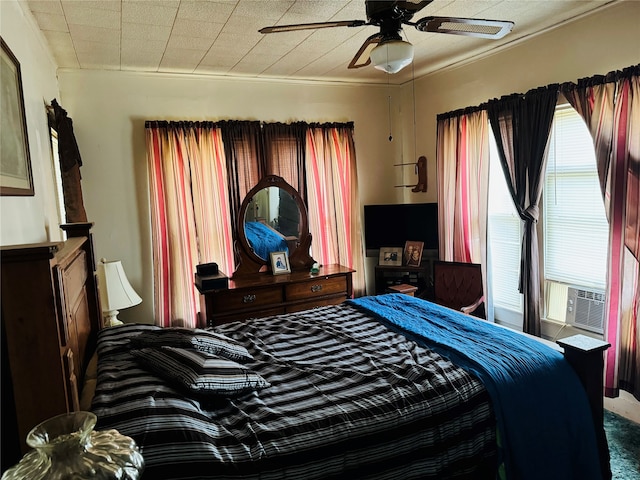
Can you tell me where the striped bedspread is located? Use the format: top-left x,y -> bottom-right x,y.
92,304 -> 497,479
349,294 -> 602,480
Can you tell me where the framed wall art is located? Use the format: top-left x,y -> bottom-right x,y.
270,251 -> 291,275
378,247 -> 402,266
1,38 -> 34,196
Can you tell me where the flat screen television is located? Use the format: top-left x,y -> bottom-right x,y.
364,203 -> 438,256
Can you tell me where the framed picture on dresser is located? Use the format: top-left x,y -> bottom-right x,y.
379,247 -> 402,266
270,251 -> 291,275
404,241 -> 424,267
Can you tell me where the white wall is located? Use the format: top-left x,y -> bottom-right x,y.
0,1 -> 62,245
57,71 -> 405,322
401,0 -> 640,206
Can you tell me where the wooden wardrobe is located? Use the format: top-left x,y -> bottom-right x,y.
1,223 -> 101,468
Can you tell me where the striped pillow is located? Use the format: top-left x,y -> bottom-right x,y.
131,327 -> 253,362
132,347 -> 270,396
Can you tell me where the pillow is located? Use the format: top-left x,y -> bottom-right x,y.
131,327 -> 253,362
131,347 -> 270,396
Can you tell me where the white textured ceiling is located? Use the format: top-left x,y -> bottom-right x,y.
25,0 -> 618,85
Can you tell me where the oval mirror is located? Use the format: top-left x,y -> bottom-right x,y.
234,175 -> 314,277
243,186 -> 300,261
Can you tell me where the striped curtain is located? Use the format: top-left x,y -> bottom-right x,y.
436,110 -> 490,314
306,124 -> 365,296
146,122 -> 234,328
561,65 -> 640,399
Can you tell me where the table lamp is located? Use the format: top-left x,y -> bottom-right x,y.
97,258 -> 142,327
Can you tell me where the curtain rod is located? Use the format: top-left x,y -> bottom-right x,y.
145,120 -> 354,129
437,63 -> 639,121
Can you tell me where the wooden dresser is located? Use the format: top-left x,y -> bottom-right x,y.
198,264 -> 354,326
1,223 -> 101,463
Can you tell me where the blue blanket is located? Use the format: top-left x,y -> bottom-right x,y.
347,294 -> 602,480
244,221 -> 288,260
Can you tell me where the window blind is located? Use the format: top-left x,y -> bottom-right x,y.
488,135 -> 523,313
543,106 -> 608,290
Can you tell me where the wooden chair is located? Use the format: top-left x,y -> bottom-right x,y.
433,261 -> 485,319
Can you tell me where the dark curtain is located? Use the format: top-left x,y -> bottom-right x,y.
487,85 -> 559,336
262,122 -> 308,203
51,99 -> 88,223
219,121 -> 264,243
220,121 -> 310,245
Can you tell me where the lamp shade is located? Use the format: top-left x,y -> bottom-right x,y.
370,40 -> 414,74
97,258 -> 141,326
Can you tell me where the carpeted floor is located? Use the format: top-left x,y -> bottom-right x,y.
605,409 -> 640,479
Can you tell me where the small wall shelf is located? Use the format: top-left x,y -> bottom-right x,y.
394,156 -> 427,192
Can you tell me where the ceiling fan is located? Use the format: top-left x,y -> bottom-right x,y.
259,0 -> 514,74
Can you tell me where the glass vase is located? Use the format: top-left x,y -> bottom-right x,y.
2,411 -> 144,480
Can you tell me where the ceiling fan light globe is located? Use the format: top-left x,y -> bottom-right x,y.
370,40 -> 414,74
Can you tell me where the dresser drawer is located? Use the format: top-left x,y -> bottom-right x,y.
208,286 -> 283,314
285,275 -> 347,301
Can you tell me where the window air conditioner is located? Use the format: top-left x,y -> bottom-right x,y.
566,286 -> 605,334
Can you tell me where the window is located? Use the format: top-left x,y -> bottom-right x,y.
487,134 -> 523,321
487,105 -> 608,326
543,106 -> 608,290
49,128 -> 66,227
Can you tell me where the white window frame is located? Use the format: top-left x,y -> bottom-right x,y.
49,128 -> 66,228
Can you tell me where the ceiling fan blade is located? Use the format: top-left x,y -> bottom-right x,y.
348,33 -> 384,69
259,20 -> 366,34
415,16 -> 514,39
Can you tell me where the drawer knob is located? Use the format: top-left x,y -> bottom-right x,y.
242,294 -> 257,303
311,284 -> 323,293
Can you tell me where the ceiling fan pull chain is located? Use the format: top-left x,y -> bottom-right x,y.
388,90 -> 393,142
412,59 -> 418,159
387,68 -> 393,142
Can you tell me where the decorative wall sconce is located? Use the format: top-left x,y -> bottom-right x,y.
394,156 -> 428,192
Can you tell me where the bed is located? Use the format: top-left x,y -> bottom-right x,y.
90,294 -> 607,480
